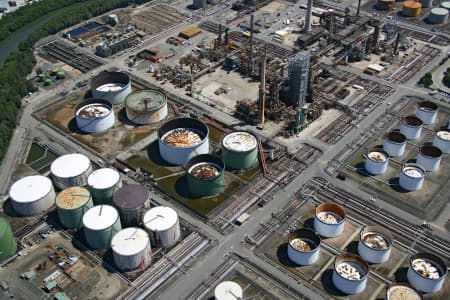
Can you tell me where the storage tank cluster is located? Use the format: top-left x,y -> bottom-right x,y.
90,71 -> 132,105
286,203 -> 447,294
143,206 -> 181,248
74,99 -> 115,133
125,89 -> 168,125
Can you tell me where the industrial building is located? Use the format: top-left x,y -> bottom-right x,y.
288,53 -> 310,108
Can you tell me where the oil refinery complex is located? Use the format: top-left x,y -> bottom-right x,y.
0,0 -> 449,299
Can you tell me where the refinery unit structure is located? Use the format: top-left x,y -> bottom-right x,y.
56,186 -> 93,229
143,206 -> 181,248
9,175 -> 55,216
87,168 -> 122,204
111,227 -> 152,272
82,204 -> 122,249
90,71 -> 132,104
221,131 -> 258,170
75,99 -> 115,133
186,154 -> 225,197
113,184 -> 149,227
50,153 -> 93,189
125,89 -> 168,125
158,117 -> 210,166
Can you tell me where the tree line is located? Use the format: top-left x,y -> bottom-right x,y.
0,0 -> 150,161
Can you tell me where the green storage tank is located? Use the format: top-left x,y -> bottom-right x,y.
222,131 -> 258,170
87,168 -> 122,205
56,71 -> 65,79
43,78 -> 53,86
186,154 -> 225,197
82,205 -> 121,249
0,217 -> 17,261
56,186 -> 93,229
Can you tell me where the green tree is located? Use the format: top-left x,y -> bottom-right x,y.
419,73 -> 433,88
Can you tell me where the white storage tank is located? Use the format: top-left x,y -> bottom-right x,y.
386,283 -> 423,300
399,163 -> 426,191
90,71 -> 132,105
420,0 -> 433,8
158,117 -> 209,166
82,205 -> 122,249
51,153 -> 92,189
428,8 -> 449,24
400,116 -> 423,140
357,226 -> 394,264
416,144 -> 442,172
383,131 -> 407,157
314,203 -> 346,238
287,228 -> 321,266
87,168 -> 122,204
125,89 -> 168,125
111,227 -> 152,272
143,206 -> 181,248
365,148 -> 389,175
56,186 -> 93,229
332,253 -> 369,294
407,253 -> 447,293
214,281 -> 243,300
9,176 -> 55,216
416,101 -> 438,125
75,99 -> 115,133
113,184 -> 149,227
433,129 -> 450,154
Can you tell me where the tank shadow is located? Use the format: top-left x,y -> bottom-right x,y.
2,200 -> 19,217
276,243 -> 299,268
147,141 -> 177,167
394,267 -> 408,282
118,107 -> 137,126
68,117 -> 89,135
174,175 -> 193,199
388,177 -> 410,193
355,162 -> 371,177
321,269 -> 347,296
101,249 -> 119,274
345,240 -> 359,256
303,218 -> 315,231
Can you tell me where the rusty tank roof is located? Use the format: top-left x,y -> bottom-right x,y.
56,186 -> 91,209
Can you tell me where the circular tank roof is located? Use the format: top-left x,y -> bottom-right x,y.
431,7 -> 449,15
441,2 -> 450,9
143,206 -> 178,231
51,154 -> 91,178
113,184 -> 149,209
76,102 -> 112,120
125,90 -> 167,112
56,186 -> 90,209
222,131 -> 258,152
83,205 -> 118,230
88,168 -> 120,189
214,281 -> 243,300
10,176 -> 53,203
404,1 -> 422,8
387,284 -> 423,300
111,227 -> 149,256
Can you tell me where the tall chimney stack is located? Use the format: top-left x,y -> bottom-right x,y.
259,45 -> 267,124
249,14 -> 255,76
357,0 -> 361,17
304,0 -> 313,32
